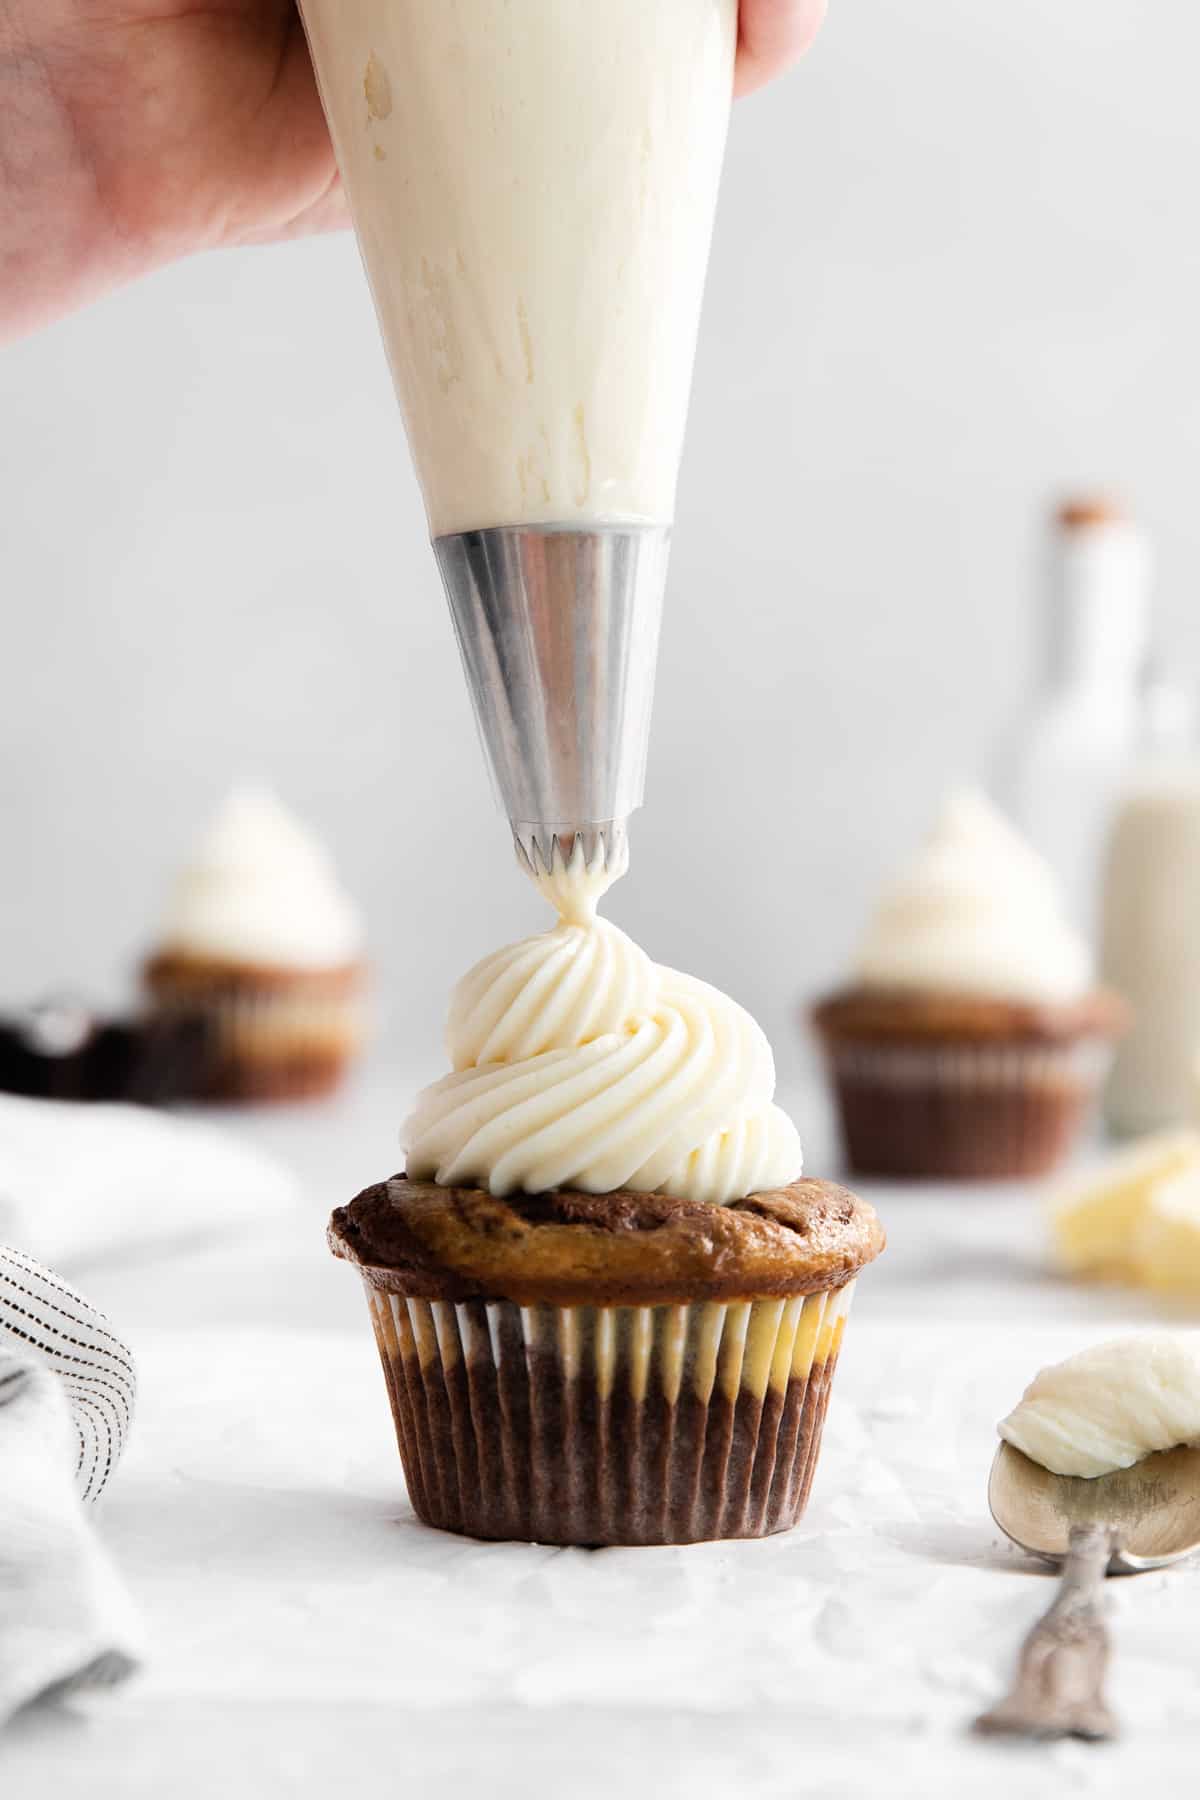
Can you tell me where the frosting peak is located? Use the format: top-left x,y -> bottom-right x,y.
854,787 -> 1092,1005
405,863 -> 801,1206
158,786 -> 364,969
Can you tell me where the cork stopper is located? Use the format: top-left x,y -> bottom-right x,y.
1055,494 -> 1128,531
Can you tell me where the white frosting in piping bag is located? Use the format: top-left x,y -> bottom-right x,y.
157,787 -> 364,969
855,787 -> 1092,1005
999,1335 -> 1200,1478
297,0 -> 737,536
404,854 -> 802,1206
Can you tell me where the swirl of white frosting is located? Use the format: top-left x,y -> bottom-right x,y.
158,786 -> 364,969
854,787 -> 1092,1005
405,901 -> 802,1207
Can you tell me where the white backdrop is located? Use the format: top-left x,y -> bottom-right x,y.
3,1 -> 1198,1088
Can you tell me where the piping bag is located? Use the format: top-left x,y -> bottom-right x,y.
297,0 -> 739,875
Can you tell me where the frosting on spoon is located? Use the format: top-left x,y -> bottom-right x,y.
999,1335 -> 1200,1478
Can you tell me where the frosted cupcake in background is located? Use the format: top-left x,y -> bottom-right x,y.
143,787 -> 367,1102
812,788 -> 1126,1180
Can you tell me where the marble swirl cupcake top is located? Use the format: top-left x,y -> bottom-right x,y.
404,841 -> 802,1205
854,787 -> 1092,1006
331,1177 -> 883,1305
156,786 -> 364,970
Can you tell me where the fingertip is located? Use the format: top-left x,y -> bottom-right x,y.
735,0 -> 827,98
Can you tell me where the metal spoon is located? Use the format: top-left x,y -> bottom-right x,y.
975,1439 -> 1200,1741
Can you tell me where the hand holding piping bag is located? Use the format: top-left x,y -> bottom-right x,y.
0,0 -> 825,344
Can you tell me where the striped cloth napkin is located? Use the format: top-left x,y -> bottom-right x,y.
0,1245 -> 141,1724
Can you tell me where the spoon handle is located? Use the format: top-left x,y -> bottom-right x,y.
975,1521 -> 1117,1741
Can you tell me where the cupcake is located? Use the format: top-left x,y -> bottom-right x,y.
330,848 -> 884,1546
143,787 -> 367,1102
812,789 -> 1125,1180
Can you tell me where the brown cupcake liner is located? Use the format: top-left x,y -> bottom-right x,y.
146,975 -> 365,1102
361,1281 -> 854,1545
823,1038 -> 1114,1179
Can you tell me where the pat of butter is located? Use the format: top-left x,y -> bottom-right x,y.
1051,1130 -> 1200,1277
1132,1168 -> 1200,1291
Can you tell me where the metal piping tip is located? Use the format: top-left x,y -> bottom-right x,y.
512,820 -> 630,885
434,523 -> 670,864
512,820 -> 632,920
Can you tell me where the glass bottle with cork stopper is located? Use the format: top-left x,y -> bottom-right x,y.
1000,495 -> 1153,933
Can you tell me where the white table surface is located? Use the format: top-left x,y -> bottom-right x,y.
5,1064 -> 1199,1798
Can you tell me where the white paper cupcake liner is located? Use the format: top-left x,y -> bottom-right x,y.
823,1037 -> 1115,1178
825,1039 -> 1114,1089
150,981 -> 365,1099
361,1281 -> 854,1545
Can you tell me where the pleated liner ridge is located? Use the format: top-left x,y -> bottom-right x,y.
363,1282 -> 854,1545
825,1040 -> 1112,1178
